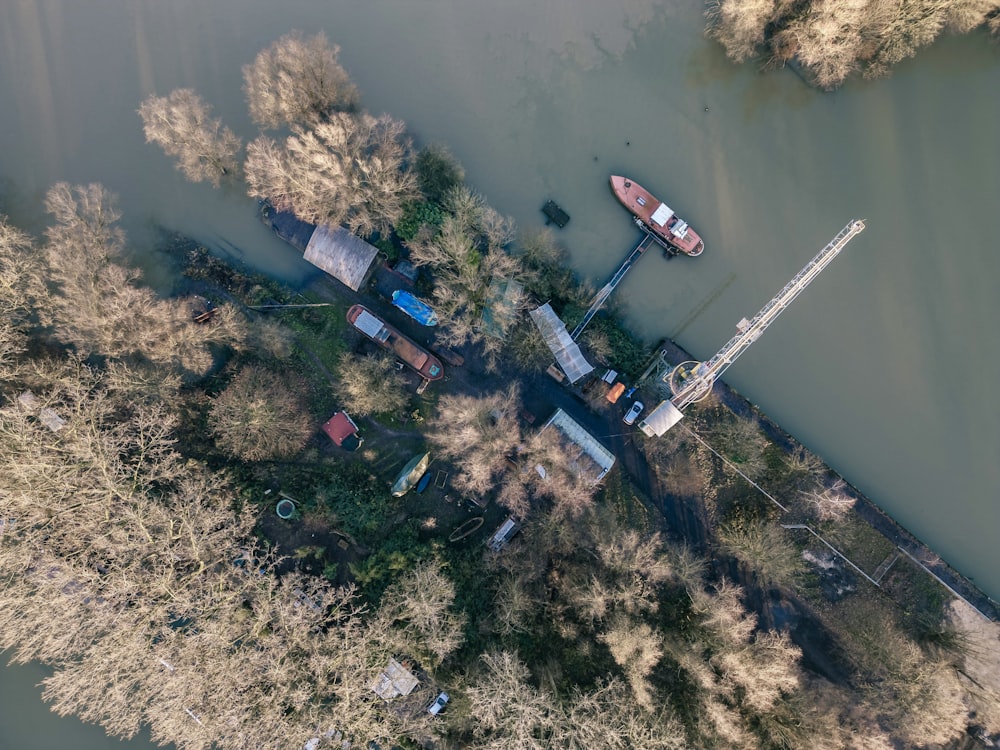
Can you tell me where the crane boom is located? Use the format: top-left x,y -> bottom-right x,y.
669,220 -> 865,410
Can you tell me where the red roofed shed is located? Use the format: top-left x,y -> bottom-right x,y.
322,412 -> 363,451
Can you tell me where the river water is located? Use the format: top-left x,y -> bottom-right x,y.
1,0 -> 998,743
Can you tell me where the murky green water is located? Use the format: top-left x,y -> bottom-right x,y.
0,661 -> 160,749
1,0 -> 998,742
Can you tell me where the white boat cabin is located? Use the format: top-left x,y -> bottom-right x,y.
650,202 -> 674,227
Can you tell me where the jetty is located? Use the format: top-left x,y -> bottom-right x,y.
570,231 -> 655,340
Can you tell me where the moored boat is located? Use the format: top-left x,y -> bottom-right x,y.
610,176 -> 704,257
347,304 -> 444,380
391,290 -> 439,326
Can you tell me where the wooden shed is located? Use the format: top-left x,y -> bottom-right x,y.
303,224 -> 379,292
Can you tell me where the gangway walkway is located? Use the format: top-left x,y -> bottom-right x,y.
668,220 -> 865,409
571,231 -> 655,340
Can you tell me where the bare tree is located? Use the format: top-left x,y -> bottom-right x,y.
559,526 -> 670,626
377,561 -> 466,666
0,217 -> 38,376
492,573 -> 540,637
465,651 -> 689,750
139,88 -> 242,186
34,183 -> 247,376
248,317 -> 295,360
596,528 -> 674,587
707,0 -> 992,88
801,477 -> 856,523
706,0 -> 778,63
718,521 -> 804,587
210,365 -> 314,461
332,351 -> 409,417
425,385 -> 522,499
0,356 -> 416,749
558,679 -> 688,750
519,429 -> 602,519
701,411 -> 770,480
245,112 -> 417,236
243,31 -> 359,129
599,617 -> 664,711
713,628 -> 802,712
43,180 -> 124,254
659,579 -> 807,744
834,600 -> 968,747
465,651 -> 553,749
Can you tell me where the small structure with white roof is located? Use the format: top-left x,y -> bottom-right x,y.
650,203 -> 673,227
541,408 -> 615,483
487,517 -> 521,552
371,658 -> 419,701
528,303 -> 593,383
638,400 -> 685,437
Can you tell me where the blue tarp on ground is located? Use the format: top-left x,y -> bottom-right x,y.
391,290 -> 438,326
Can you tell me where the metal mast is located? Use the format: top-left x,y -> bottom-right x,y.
668,220 -> 865,409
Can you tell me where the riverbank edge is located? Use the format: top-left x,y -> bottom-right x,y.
652,335 -> 1000,622
220,207 -> 1000,623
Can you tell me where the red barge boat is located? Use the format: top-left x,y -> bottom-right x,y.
347,304 -> 444,381
610,176 -> 704,257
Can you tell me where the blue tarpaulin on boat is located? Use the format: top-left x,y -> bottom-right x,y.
392,290 -> 439,326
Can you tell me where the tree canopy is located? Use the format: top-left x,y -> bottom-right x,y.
707,0 -> 1000,88
138,88 -> 242,186
245,112 -> 417,237
243,31 -> 359,129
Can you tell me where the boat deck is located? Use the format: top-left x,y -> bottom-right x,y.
610,176 -> 703,256
347,304 -> 443,380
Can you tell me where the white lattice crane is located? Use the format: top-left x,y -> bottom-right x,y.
639,220 -> 865,436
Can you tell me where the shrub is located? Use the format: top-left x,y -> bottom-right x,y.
415,144 -> 465,204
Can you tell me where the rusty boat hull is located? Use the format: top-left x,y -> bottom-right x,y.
347,304 -> 444,380
610,176 -> 704,257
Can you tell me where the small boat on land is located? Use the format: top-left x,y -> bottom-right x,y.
392,290 -> 439,326
416,472 -> 432,493
609,176 -> 704,257
391,452 -> 431,497
448,516 -> 485,542
347,304 -> 444,380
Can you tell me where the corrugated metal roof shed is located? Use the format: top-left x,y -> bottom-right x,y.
303,224 -> 379,292
487,517 -> 520,552
371,658 -> 419,701
542,408 -> 615,482
528,303 -> 593,383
